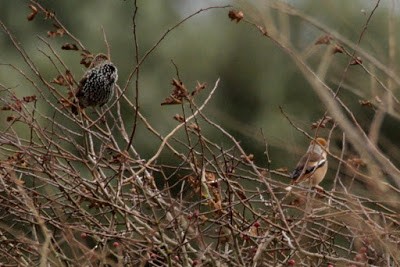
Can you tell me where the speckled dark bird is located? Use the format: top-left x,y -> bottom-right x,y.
71,53 -> 118,115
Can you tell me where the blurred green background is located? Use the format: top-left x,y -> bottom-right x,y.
1,0 -> 399,187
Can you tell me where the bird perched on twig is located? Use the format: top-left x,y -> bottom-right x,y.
71,53 -> 118,115
285,137 -> 328,191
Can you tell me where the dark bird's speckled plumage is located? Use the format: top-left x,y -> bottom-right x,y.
72,54 -> 118,115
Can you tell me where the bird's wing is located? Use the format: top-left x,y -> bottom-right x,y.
290,152 -> 326,180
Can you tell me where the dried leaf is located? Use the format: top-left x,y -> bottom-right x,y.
22,95 -> 37,103
27,4 -> 38,21
315,35 -> 333,45
248,225 -> 258,236
332,44 -> 344,54
58,98 -> 72,109
161,78 -> 188,105
44,9 -> 55,19
347,157 -> 366,168
80,55 -> 92,68
15,100 -> 22,112
47,24 -> 65,37
47,31 -> 56,38
65,70 -> 74,85
161,96 -> 182,106
56,28 -> 65,37
171,79 -> 188,97
311,116 -> 333,129
186,175 -> 200,193
61,43 -> 79,51
191,81 -> 207,96
359,99 -> 373,108
1,105 -> 11,111
210,199 -> 222,211
52,71 -> 73,86
228,10 -> 244,23
79,51 -> 93,67
6,152 -> 27,167
13,178 -> 25,186
189,122 -> 201,132
6,116 -> 16,122
109,152 -> 129,164
52,75 -> 66,86
173,114 -> 185,123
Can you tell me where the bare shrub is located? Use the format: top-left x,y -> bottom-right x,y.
0,1 -> 399,266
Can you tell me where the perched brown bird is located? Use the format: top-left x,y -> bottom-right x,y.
286,137 -> 328,191
71,53 -> 118,115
